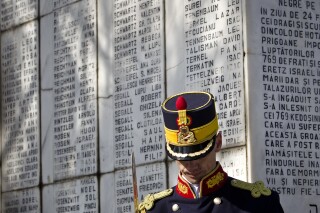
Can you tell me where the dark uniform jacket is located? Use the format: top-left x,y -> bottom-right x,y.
138,163 -> 284,213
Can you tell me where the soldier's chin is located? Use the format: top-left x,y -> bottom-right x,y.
185,170 -> 201,177
184,174 -> 201,183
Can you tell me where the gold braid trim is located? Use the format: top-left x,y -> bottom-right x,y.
138,189 -> 173,212
166,139 -> 214,158
231,180 -> 272,198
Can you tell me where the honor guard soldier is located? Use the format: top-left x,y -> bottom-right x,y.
138,91 -> 284,213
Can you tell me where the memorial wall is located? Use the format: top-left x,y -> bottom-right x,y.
246,1 -> 320,212
0,0 -> 319,212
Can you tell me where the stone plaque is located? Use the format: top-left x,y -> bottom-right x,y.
41,0 -> 97,182
247,0 -> 320,212
0,0 -> 38,30
1,21 -> 40,191
2,187 -> 40,213
166,0 -> 245,148
100,173 -> 115,212
184,0 -> 245,148
113,0 -> 165,168
43,176 -> 98,212
217,146 -> 247,181
167,161 -> 179,188
114,162 -> 166,213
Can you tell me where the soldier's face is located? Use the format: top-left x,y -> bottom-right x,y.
176,132 -> 222,184
176,149 -> 216,184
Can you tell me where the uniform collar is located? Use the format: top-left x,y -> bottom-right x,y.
176,162 -> 228,199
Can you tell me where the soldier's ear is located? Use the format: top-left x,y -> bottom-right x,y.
214,132 -> 222,152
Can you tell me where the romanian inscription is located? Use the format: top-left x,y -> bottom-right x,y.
259,0 -> 320,207
2,188 -> 40,213
54,176 -> 98,213
115,163 -> 166,213
1,21 -> 39,191
0,0 -> 37,30
184,0 -> 245,147
113,0 -> 165,167
52,0 -> 97,180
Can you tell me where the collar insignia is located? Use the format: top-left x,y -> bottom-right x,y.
206,172 -> 225,188
176,176 -> 196,198
176,163 -> 227,199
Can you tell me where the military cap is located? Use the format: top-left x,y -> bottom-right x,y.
161,91 -> 219,161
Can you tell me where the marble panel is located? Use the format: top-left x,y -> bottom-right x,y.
42,176 -> 98,212
168,160 -> 179,188
112,0 -> 166,168
245,0 -> 320,212
1,187 -> 40,212
1,21 -> 40,191
110,162 -> 167,213
40,0 -> 98,183
216,145 -> 247,181
0,0 -> 37,30
165,0 -> 246,149
100,173 -> 115,213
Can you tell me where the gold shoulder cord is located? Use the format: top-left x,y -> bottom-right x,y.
231,180 -> 271,198
138,189 -> 173,212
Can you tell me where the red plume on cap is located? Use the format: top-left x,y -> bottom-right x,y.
176,96 -> 187,110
